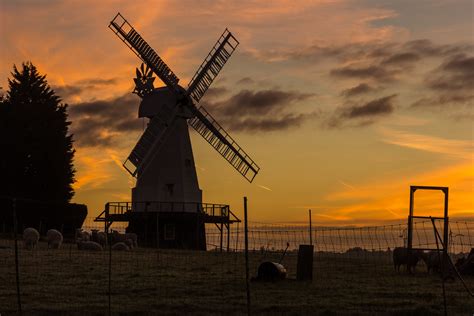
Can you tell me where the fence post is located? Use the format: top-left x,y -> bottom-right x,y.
244,196 -> 251,316
108,232 -> 112,315
309,209 -> 312,246
13,197 -> 22,314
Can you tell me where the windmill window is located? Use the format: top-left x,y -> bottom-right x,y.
164,224 -> 175,240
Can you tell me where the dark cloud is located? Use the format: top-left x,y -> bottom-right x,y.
330,65 -> 397,82
201,86 -> 229,99
426,54 -> 474,91
412,53 -> 474,113
77,78 -> 118,85
68,94 -> 141,147
327,95 -> 396,128
225,113 -> 311,132
402,39 -> 472,58
202,88 -> 317,132
54,85 -> 83,99
209,89 -> 314,116
381,52 -> 420,66
341,83 -> 375,97
53,77 -> 118,99
342,95 -> 396,119
236,77 -> 255,85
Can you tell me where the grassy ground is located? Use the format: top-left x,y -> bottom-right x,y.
0,240 -> 473,315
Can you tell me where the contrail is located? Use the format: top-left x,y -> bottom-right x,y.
338,179 -> 356,190
257,184 -> 272,191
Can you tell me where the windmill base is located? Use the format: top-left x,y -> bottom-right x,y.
94,201 -> 240,251
126,212 -> 206,250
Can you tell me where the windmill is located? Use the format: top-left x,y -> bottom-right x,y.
105,13 -> 260,249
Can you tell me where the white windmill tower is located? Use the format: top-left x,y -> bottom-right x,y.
101,13 -> 260,249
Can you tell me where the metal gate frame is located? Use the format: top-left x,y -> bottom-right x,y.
407,185 -> 449,258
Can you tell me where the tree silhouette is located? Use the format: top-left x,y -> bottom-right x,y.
0,62 -> 75,203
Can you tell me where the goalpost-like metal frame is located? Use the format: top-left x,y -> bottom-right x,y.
407,185 -> 449,272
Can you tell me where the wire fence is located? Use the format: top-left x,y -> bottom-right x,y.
1,216 -> 473,314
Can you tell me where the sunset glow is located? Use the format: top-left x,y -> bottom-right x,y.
1,0 -> 472,225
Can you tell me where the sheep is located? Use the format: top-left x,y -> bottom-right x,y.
112,242 -> 130,251
91,229 -> 107,247
124,238 -> 134,249
77,241 -> 103,251
111,230 -> 138,248
393,247 -> 421,273
421,250 -> 442,274
125,233 -> 138,248
46,229 -> 63,249
23,227 -> 40,250
75,228 -> 90,242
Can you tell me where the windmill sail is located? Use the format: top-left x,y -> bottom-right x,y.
109,13 -> 180,92
187,29 -> 239,103
123,105 -> 180,177
188,106 -> 260,182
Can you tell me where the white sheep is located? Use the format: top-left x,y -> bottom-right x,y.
97,232 -> 107,247
112,230 -> 138,248
23,227 -> 40,250
124,238 -> 134,249
112,242 -> 130,251
75,228 -> 90,242
46,229 -> 63,249
91,229 -> 107,247
77,240 -> 103,251
125,233 -> 138,248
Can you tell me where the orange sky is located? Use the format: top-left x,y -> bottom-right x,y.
1,0 -> 472,225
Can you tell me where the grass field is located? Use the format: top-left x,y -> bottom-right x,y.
1,240 -> 473,315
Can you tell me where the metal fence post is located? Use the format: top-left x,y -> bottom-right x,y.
13,197 -> 22,314
244,196 -> 251,315
108,232 -> 112,315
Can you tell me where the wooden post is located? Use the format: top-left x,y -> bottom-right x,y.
297,244 -> 314,281
309,209 -> 312,246
244,197 -> 251,315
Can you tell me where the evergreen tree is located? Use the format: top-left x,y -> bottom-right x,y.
0,62 -> 75,203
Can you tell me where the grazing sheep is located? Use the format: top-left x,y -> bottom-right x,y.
393,247 -> 421,273
75,228 -> 90,242
112,242 -> 130,251
124,239 -> 134,249
91,229 -> 107,247
125,233 -> 138,248
46,229 -> 63,249
421,250 -> 442,274
77,241 -> 103,251
23,227 -> 40,250
112,230 -> 138,248
456,248 -> 474,275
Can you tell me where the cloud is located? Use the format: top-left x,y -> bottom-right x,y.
330,65 -> 397,82
342,94 -> 396,119
53,77 -> 119,100
202,88 -> 317,132
381,52 -> 420,66
327,94 -> 396,128
201,86 -> 229,99
225,113 -> 312,132
68,93 -> 141,147
379,128 -> 473,160
426,54 -> 474,92
341,83 -> 376,97
236,77 -> 255,85
411,53 -> 474,113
